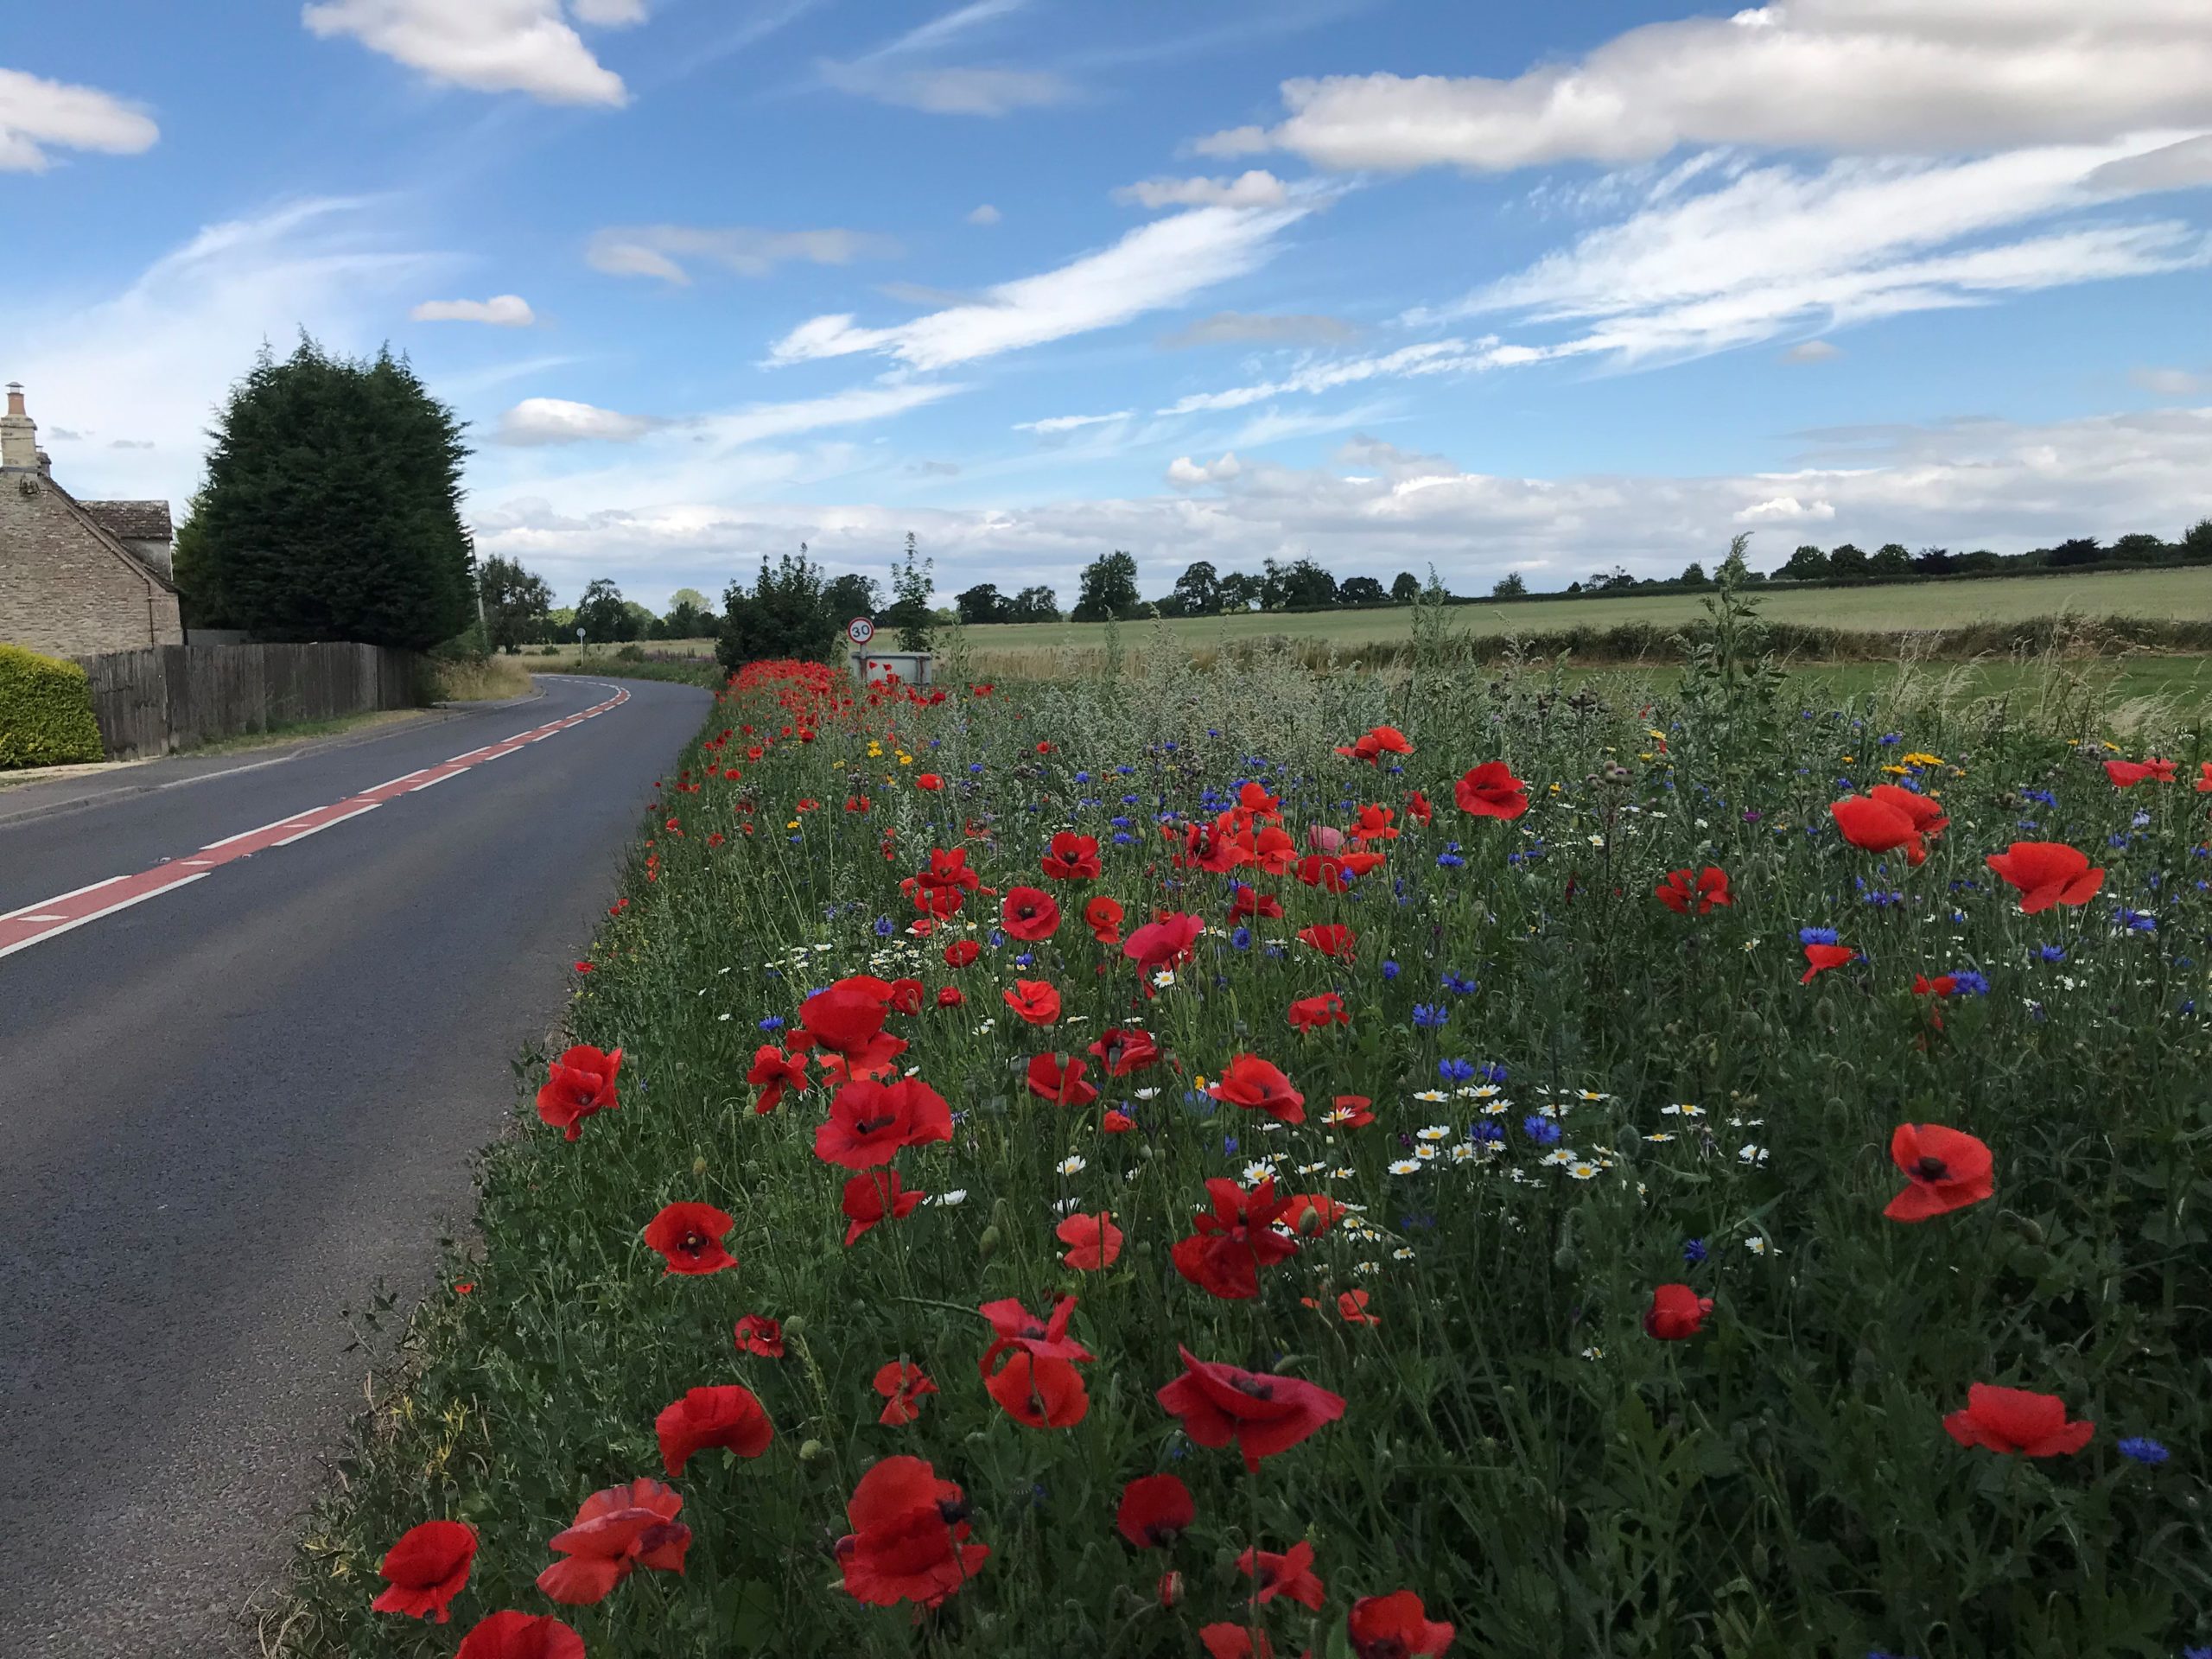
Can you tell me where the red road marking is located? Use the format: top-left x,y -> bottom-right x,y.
0,683 -> 629,961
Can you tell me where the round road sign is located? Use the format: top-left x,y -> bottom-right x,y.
847,616 -> 876,645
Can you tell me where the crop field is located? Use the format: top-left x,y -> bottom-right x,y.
958,568 -> 2212,661
279,607 -> 2209,1659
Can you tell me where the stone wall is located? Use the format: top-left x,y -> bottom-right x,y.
0,475 -> 183,657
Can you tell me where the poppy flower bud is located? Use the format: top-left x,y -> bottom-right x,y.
1157,1570 -> 1184,1608
978,1224 -> 1001,1261
798,1438 -> 825,1463
781,1313 -> 807,1339
691,1156 -> 708,1176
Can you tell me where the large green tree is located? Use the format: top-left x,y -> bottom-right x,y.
1071,550 -> 1141,621
189,337 -> 473,649
575,579 -> 639,643
718,550 -> 839,671
480,555 -> 553,653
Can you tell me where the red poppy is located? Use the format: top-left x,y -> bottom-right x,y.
536,1045 -> 621,1141
1027,1052 -> 1098,1106
734,1314 -> 785,1357
1942,1383 -> 2094,1457
1800,942 -> 1854,983
1173,1177 -> 1300,1300
1406,788 -> 1433,826
1325,1094 -> 1376,1128
1252,825 -> 1299,874
935,985 -> 964,1008
791,979 -> 908,1077
1084,894 -> 1126,944
1171,817 -> 1254,873
642,1203 -> 736,1276
842,1169 -> 924,1246
1229,884 -> 1285,921
1884,1122 -> 1994,1221
1351,804 -> 1399,842
537,1478 -> 690,1605
746,1045 -> 808,1116
1335,724 -> 1413,764
1209,1054 -> 1306,1124
1913,974 -> 1958,999
873,1360 -> 937,1425
1004,979 -> 1062,1026
1103,1108 -> 1135,1132
1296,923 -> 1357,959
1125,911 -> 1205,974
1199,1625 -> 1283,1659
2105,757 -> 2175,786
1643,1283 -> 1713,1340
1830,786 -> 1948,865
1057,1209 -> 1124,1269
1001,886 -> 1062,941
814,1077 -> 953,1168
1287,991 -> 1350,1031
1333,1287 -> 1378,1325
453,1611 -> 584,1659
1294,853 -> 1351,893
1115,1472 -> 1192,1549
836,1456 -> 989,1608
916,772 -> 943,790
1159,1346 -> 1344,1472
976,1295 -> 1094,1429
2198,761 -> 2212,792
911,849 -> 984,917
655,1385 -> 773,1475
1454,761 -> 1529,820
1985,841 -> 2105,912
1081,1028 -> 1154,1078
1655,867 -> 1731,914
1280,1192 -> 1347,1235
371,1519 -> 476,1622
1040,832 -> 1103,880
887,976 -> 924,1015
1348,1590 -> 1456,1658
944,938 -> 981,968
1237,1540 -> 1325,1610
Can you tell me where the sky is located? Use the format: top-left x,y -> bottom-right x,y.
5,0 -> 2211,611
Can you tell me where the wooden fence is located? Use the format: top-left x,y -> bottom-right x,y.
74,643 -> 423,760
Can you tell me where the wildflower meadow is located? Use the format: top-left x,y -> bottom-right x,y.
284,591 -> 2212,1659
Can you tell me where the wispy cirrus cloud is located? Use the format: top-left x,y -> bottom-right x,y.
587,225 -> 899,284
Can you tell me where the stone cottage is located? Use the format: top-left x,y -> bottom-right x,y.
0,383 -> 184,658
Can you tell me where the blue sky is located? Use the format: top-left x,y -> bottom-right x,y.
6,0 -> 2211,609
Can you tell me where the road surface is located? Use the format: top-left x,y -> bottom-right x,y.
0,674 -> 709,1657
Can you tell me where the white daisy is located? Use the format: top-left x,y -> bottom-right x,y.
1567,1160 -> 1600,1180
1738,1143 -> 1769,1166
1057,1154 -> 1088,1177
1412,1088 -> 1449,1103
931,1189 -> 969,1206
1388,1159 -> 1423,1176
1416,1124 -> 1452,1141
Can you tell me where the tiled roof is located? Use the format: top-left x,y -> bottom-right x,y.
81,500 -> 174,541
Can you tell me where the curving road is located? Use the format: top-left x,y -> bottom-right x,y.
0,674 -> 709,1657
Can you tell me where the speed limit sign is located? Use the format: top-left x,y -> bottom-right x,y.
847,616 -> 876,645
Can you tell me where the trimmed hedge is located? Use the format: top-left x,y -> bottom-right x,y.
0,643 -> 105,769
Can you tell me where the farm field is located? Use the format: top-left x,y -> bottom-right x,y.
959,568 -> 2212,658
278,625 -> 2210,1659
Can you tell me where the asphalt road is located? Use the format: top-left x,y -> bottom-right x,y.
0,673 -> 709,1658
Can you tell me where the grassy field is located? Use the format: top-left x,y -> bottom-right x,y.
958,569 -> 2212,658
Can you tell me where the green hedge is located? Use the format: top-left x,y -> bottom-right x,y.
0,643 -> 105,768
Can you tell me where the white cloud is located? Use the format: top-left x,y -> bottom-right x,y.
1736,494 -> 1836,523
966,204 -> 1002,226
821,63 -> 1070,116
586,225 -> 899,283
1448,141 -> 2212,364
498,397 -> 661,444
569,0 -> 647,24
2133,366 -> 2206,397
1210,3 -> 2212,171
302,0 -> 628,105
767,202 -> 1307,372
6,199 -> 444,505
1160,339 -> 1510,416
1783,340 -> 1841,363
0,67 -> 159,171
1167,451 -> 1242,486
1014,410 -> 1131,434
411,294 -> 537,326
2088,133 -> 2212,194
467,406 -> 2212,598
1113,170 -> 1287,210
1159,311 -> 1358,348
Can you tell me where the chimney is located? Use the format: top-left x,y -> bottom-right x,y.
1,383 -> 38,471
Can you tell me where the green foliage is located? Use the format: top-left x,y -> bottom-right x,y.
188,337 -> 473,649
823,572 -> 883,625
1071,549 -> 1141,621
885,534 -> 937,652
480,555 -> 554,653
0,643 -> 104,768
1493,571 -> 1529,599
658,595 -> 713,640
2182,520 -> 2212,563
956,582 -> 1008,626
168,492 -> 232,631
1005,584 -> 1059,623
1392,570 -> 1421,604
575,579 -> 641,644
717,550 -> 838,671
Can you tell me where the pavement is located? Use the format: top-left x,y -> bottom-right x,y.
0,673 -> 711,1658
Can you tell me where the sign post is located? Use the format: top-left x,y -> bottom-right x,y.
846,616 -> 876,647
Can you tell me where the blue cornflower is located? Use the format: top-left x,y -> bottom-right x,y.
1438,1058 -> 1476,1084
1442,970 -> 1478,995
1014,952 -> 1034,969
1522,1116 -> 1562,1146
1382,960 -> 1401,981
2117,1437 -> 2170,1465
1112,832 -> 1135,846
2039,944 -> 2067,963
874,916 -> 894,938
1878,732 -> 1903,747
1074,770 -> 1090,783
1437,851 -> 1465,869
1412,1003 -> 1449,1029
988,929 -> 1006,948
1799,925 -> 1840,947
2121,910 -> 2158,933
1478,1060 -> 1509,1083
758,1015 -> 785,1032
1948,969 -> 1990,996
968,761 -> 984,774
1469,1122 -> 1504,1145
1683,1238 -> 1707,1264
1222,1135 -> 1237,1155
2021,787 -> 2058,808
1230,925 -> 1253,950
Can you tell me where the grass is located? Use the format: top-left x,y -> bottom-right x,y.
271,635 -> 2211,1659
430,657 -> 537,702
